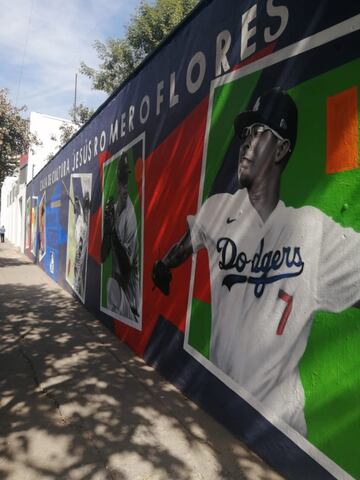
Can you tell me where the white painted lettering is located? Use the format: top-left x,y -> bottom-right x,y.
94,136 -> 98,157
87,141 -> 92,163
121,112 -> 126,137
241,4 -> 257,60
186,51 -> 206,94
216,30 -> 231,76
109,120 -> 119,144
100,130 -> 106,152
170,72 -> 179,107
140,95 -> 150,124
264,0 -> 289,42
156,80 -> 164,115
128,105 -> 135,131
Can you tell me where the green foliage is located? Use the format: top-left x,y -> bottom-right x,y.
70,103 -> 94,127
0,89 -> 38,185
57,122 -> 78,148
47,103 -> 95,161
59,103 -> 94,146
80,0 -> 200,94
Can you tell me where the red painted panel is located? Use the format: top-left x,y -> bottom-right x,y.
113,97 -> 209,355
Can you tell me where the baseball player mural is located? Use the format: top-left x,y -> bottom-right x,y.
101,151 -> 141,326
30,196 -> 38,256
65,173 -> 92,302
39,191 -> 46,261
73,193 -> 91,297
25,197 -> 31,251
152,87 -> 360,438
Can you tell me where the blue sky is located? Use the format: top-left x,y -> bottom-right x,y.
0,0 -> 141,120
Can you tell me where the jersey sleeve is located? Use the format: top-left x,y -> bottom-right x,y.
125,202 -> 139,265
187,196 -> 214,253
116,199 -> 138,265
317,214 -> 360,312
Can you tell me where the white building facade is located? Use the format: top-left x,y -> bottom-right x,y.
1,112 -> 74,252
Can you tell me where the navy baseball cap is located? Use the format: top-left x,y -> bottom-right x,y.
234,88 -> 298,149
117,152 -> 131,182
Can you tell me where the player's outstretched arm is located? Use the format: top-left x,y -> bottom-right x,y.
162,229 -> 193,268
152,229 -> 193,295
101,198 -> 115,263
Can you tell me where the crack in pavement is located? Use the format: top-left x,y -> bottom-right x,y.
13,321 -> 117,480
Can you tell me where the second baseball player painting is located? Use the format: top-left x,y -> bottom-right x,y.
100,134 -> 145,330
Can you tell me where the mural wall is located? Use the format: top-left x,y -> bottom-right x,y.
25,1 -> 360,478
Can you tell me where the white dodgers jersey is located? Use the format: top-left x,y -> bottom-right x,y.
188,189 -> 360,435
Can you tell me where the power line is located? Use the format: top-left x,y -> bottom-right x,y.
15,0 -> 36,107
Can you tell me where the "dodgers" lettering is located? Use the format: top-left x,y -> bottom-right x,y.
216,237 -> 304,297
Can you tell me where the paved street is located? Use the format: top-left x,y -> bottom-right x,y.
0,241 -> 283,480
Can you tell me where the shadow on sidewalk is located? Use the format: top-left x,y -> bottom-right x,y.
0,257 -> 32,268
0,279 -> 281,480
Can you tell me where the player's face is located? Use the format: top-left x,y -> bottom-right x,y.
117,177 -> 128,211
238,124 -> 281,189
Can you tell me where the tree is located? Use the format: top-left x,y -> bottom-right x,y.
58,103 -> 94,146
47,103 -> 94,160
0,89 -> 38,185
80,0 -> 200,94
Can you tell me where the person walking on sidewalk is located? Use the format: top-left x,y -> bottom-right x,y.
0,225 -> 5,243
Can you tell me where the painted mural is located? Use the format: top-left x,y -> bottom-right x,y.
65,173 -> 92,302
100,136 -> 144,329
30,196 -> 38,256
39,191 -> 46,261
25,2 -> 360,478
25,196 -> 31,251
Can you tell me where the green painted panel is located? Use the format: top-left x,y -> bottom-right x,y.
188,298 -> 212,358
300,309 -> 360,479
101,158 -> 117,307
203,71 -> 262,201
282,59 -> 360,478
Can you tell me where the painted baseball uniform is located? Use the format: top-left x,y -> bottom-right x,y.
74,207 -> 88,297
188,189 -> 360,436
107,196 -> 140,321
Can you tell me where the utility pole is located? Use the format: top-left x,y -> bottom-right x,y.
73,73 -> 78,123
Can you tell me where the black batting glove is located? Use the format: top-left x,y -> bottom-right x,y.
152,260 -> 172,296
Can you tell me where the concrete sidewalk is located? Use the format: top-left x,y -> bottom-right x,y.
0,241 -> 283,480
